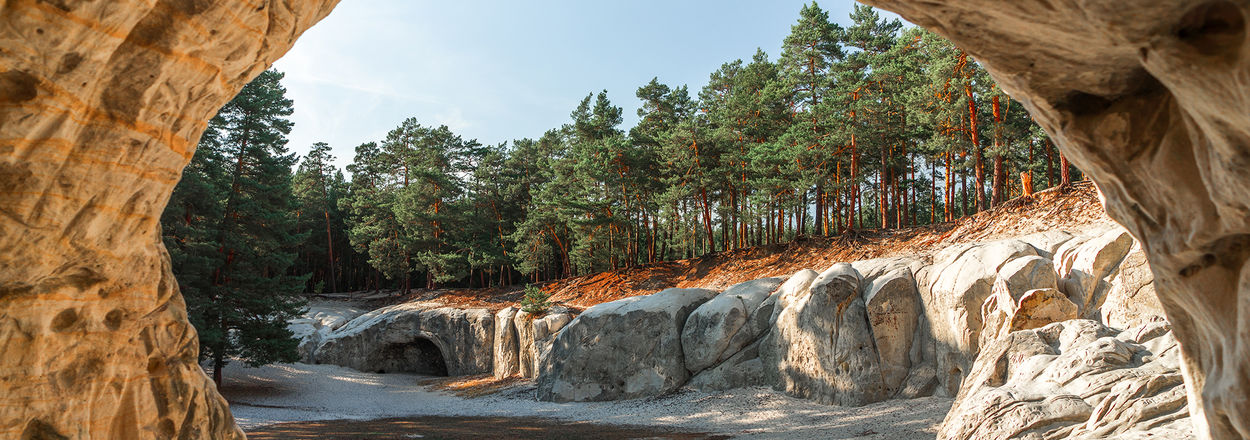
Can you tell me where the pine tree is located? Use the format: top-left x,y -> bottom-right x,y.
292,142 -> 346,293
778,3 -> 843,235
164,69 -> 307,386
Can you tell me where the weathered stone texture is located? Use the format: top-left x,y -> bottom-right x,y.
939,320 -> 1190,440
492,307 -> 519,378
860,0 -> 1250,436
536,288 -> 717,402
315,303 -> 495,376
0,1 -> 338,438
915,239 -> 1039,396
681,277 -> 783,373
762,263 -> 887,406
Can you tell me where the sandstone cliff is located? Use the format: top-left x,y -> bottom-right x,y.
0,2 -> 338,438
858,1 -> 1250,437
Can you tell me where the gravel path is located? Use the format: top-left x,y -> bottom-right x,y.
221,362 -> 951,439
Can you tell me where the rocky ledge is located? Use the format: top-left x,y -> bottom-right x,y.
530,225 -> 1186,437
292,224 -> 1184,438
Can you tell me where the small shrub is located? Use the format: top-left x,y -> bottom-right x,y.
520,285 -> 552,314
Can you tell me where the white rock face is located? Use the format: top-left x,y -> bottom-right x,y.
997,256 -> 1060,300
530,309 -> 573,377
288,302 -> 367,363
1017,230 -> 1078,256
493,307 -> 519,379
768,269 -> 821,323
687,340 -> 766,392
1056,228 -> 1134,318
681,277 -> 784,373
536,288 -> 718,402
939,319 -> 1190,440
515,310 -> 537,378
315,303 -> 494,376
762,263 -> 887,406
918,239 -> 1040,396
980,256 -> 1064,348
864,267 -> 921,394
1101,245 -> 1166,329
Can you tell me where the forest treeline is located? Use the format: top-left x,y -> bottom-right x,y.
162,4 -> 1081,376
321,4 -> 1079,291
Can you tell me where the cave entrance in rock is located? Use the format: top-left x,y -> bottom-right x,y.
375,338 -> 449,376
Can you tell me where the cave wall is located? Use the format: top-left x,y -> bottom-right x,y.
859,1 -> 1250,438
4,0 -> 1248,438
0,1 -> 338,438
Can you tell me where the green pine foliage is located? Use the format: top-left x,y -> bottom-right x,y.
162,69 -> 308,385
520,285 -> 552,315
167,4 -> 1084,310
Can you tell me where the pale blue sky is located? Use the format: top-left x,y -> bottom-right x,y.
273,1 -> 906,171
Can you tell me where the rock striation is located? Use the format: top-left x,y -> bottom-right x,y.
0,1 -> 338,438
857,0 -> 1250,436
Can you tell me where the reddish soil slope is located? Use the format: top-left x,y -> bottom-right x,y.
356,182 -> 1108,312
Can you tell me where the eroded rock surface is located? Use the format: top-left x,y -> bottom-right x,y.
916,239 -> 1039,396
0,1 -> 338,438
682,277 -> 783,373
863,267 -> 921,395
314,303 -> 494,376
493,307 -> 519,378
763,263 -> 887,406
939,319 -> 1190,440
859,1 -> 1250,435
289,301 -> 367,363
536,288 -> 717,402
1102,245 -> 1167,329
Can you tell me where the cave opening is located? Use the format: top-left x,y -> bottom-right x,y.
374,338 -> 449,376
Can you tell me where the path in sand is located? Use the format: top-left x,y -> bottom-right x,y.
220,362 -> 951,439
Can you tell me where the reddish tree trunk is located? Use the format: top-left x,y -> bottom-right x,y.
1060,152 -> 1072,187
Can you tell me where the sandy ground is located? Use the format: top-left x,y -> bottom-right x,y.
221,362 -> 951,439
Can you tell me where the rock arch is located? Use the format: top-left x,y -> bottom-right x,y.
374,336 -> 449,376
2,1 -> 1249,439
861,1 -> 1250,437
0,1 -> 339,438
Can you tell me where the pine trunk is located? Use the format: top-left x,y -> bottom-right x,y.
967,85 -> 986,211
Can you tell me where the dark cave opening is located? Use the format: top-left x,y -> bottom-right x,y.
374,338 -> 449,376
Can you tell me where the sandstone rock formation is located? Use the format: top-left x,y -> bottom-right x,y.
514,310 -> 538,378
863,267 -> 921,395
0,2 -> 338,438
536,288 -> 717,402
289,302 -> 367,363
681,277 -> 783,373
767,269 -> 820,323
314,303 -> 494,376
859,1 -> 1250,436
915,239 -> 1040,395
979,256 -> 1065,347
528,309 -> 572,378
687,340 -> 766,392
1056,228 -> 1134,319
939,319 -> 1191,440
1102,246 -> 1167,329
493,307 -> 520,378
763,263 -> 887,406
